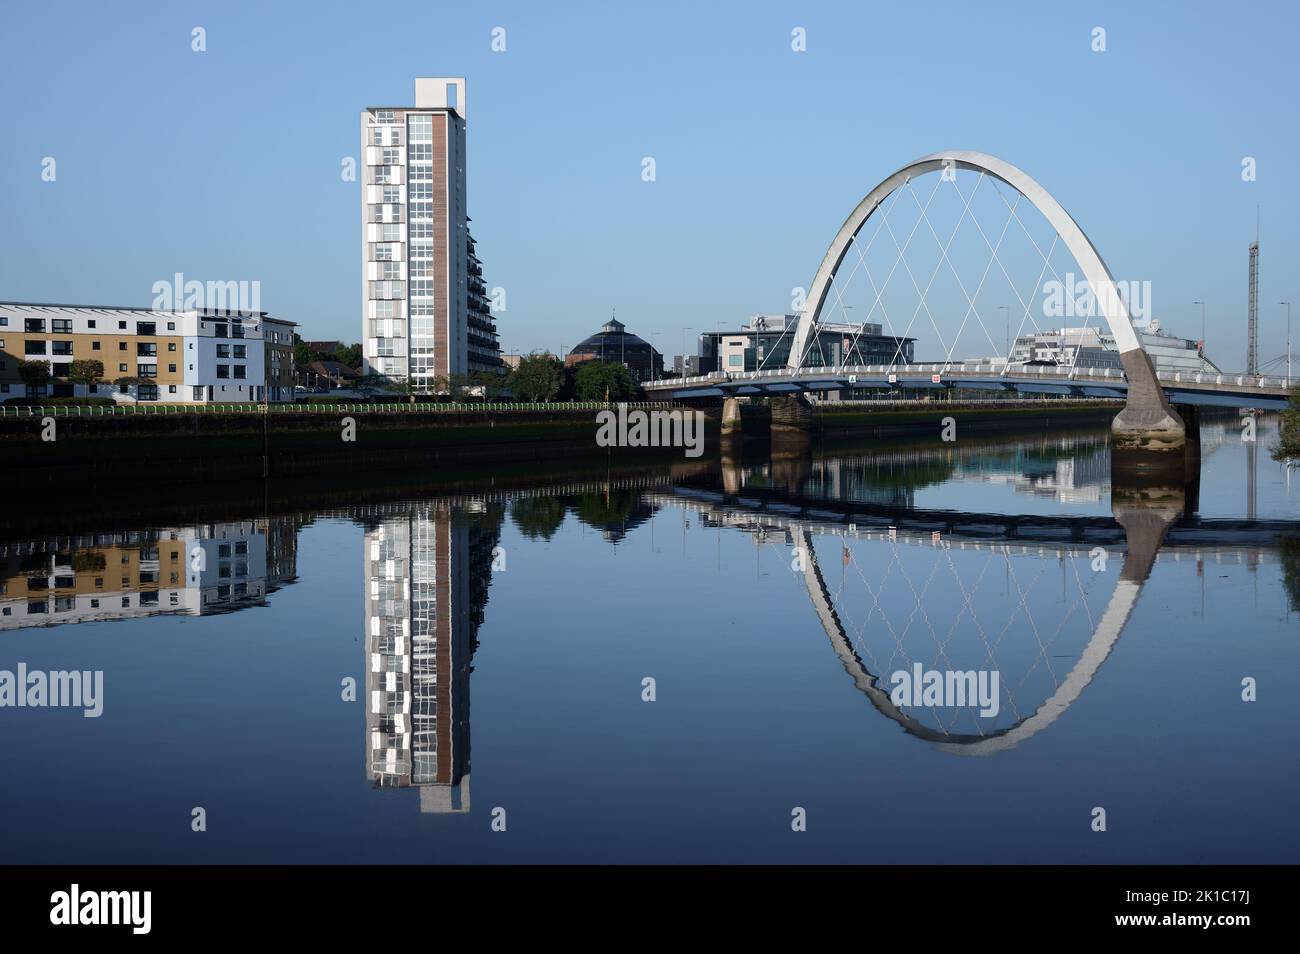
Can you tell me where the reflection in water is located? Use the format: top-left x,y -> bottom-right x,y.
0,519 -> 300,630
359,503 -> 503,813
1,424 -> 1296,860
716,432 -> 1111,510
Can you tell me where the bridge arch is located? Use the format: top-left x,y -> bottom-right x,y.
787,150 -> 1183,444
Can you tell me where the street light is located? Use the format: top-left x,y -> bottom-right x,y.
1282,300 -> 1292,386
681,327 -> 693,379
999,305 -> 1010,356
1192,300 -> 1206,359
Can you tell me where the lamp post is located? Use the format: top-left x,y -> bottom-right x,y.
681,327 -> 693,379
999,305 -> 1010,357
1282,300 -> 1293,386
1192,300 -> 1206,360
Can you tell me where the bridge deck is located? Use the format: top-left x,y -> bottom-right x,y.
647,364 -> 1293,409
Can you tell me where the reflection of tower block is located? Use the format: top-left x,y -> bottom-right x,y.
364,503 -> 497,814
419,775 -> 471,814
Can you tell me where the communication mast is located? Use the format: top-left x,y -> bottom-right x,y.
1247,240 -> 1259,376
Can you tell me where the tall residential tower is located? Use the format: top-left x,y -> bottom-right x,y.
360,78 -> 500,388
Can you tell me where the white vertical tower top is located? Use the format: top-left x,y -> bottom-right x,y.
414,77 -> 466,118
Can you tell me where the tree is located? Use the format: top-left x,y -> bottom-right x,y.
1273,386 -> 1300,465
471,370 -> 509,399
334,343 -> 363,369
510,496 -> 566,541
573,359 -> 637,402
292,334 -> 314,368
17,360 -> 51,397
508,353 -> 565,402
69,359 -> 105,393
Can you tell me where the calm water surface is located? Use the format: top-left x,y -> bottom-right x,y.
2,415 -> 1297,863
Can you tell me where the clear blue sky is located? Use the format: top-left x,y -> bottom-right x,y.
2,0 -> 1297,371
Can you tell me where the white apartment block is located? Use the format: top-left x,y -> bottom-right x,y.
362,78 -> 499,388
0,302 -> 296,403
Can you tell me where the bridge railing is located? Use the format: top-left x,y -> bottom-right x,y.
651,364 -> 1294,391
0,400 -> 681,419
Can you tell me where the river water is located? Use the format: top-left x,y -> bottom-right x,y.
1,414 -> 1297,863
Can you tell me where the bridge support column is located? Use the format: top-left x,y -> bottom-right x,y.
770,393 -> 814,459
721,397 -> 744,443
1112,483 -> 1185,585
1111,350 -> 1185,478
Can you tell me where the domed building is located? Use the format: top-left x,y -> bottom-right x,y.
566,314 -> 662,382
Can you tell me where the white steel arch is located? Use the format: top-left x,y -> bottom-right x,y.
787,150 -> 1183,444
787,150 -> 1142,367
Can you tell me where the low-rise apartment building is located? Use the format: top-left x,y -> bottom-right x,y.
0,302 -> 298,403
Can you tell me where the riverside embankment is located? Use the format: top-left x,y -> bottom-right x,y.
2,398 -> 1121,494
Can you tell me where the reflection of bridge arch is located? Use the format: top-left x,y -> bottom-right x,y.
796,526 -> 1138,755
658,487 -> 1228,754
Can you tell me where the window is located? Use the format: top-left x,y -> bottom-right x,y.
728,354 -> 743,367
118,320 -> 126,329
214,324 -> 228,338
216,365 -> 230,379
381,224 -> 401,241
375,109 -> 394,123
52,319 -> 72,333
0,317 -> 7,326
137,343 -> 156,356
233,366 -> 246,379
118,363 -> 128,372
137,383 -> 159,401
24,341 -> 46,355
51,341 -> 73,355
168,364 -> 176,373
87,319 -> 95,328
137,322 -> 155,335
138,364 -> 157,378
168,385 -> 177,393
216,344 -> 230,358
233,345 -> 246,358
92,340 -> 101,350
382,186 -> 402,203
119,342 -> 127,350
24,318 -> 45,332
167,321 -> 175,331
168,342 -> 176,351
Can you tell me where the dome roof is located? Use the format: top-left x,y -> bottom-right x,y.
569,317 -> 656,358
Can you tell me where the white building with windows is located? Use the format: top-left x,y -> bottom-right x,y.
361,78 -> 501,389
0,301 -> 294,403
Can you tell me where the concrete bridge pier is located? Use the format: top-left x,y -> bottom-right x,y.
1112,482 -> 1186,584
720,397 -> 744,459
1111,350 -> 1186,479
770,393 -> 815,459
